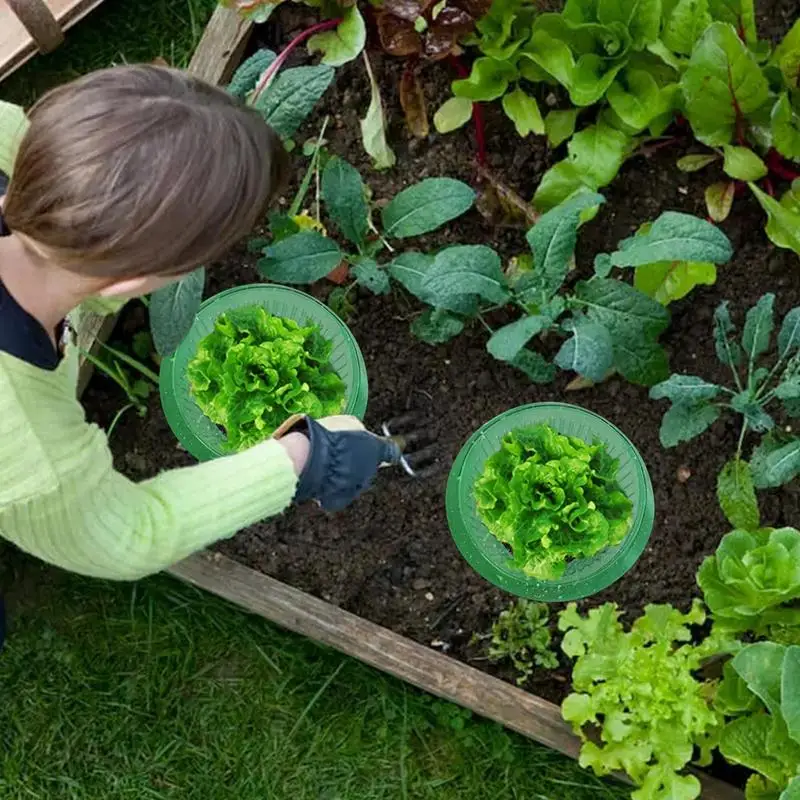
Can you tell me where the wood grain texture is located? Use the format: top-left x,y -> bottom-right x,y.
169,551 -> 743,800
73,6 -> 254,396
6,0 -> 64,53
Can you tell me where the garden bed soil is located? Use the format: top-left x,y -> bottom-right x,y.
85,0 -> 800,714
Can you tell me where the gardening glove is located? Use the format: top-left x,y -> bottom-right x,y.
274,415 -> 402,511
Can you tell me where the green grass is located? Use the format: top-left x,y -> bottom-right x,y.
2,0 -> 218,105
0,555 -> 625,800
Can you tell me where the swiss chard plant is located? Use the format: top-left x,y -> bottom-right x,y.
698,527 -> 800,643
474,424 -> 633,580
476,599 -> 558,684
714,642 -> 800,800
149,48 -> 338,357
187,306 -> 346,451
257,153 -> 476,293
398,193 -> 730,387
559,600 -> 735,800
650,294 -> 800,528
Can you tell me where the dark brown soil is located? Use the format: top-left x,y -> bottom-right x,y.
85,1 -> 800,717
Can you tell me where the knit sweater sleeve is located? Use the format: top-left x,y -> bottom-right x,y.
0,353 -> 298,580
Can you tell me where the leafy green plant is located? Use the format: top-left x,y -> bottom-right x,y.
715,642 -> 800,799
187,306 -> 346,451
402,193 -> 730,387
474,424 -> 633,580
257,152 -> 476,290
559,600 -> 734,800
698,527 -> 800,642
650,294 -> 800,527
476,600 -> 558,684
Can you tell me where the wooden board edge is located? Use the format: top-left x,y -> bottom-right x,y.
74,7 -> 254,396
168,551 -> 744,800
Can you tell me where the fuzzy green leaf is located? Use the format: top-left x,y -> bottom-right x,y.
526,191 -> 606,303
255,65 -> 335,139
387,252 -> 434,298
352,259 -> 390,295
779,308 -> 800,358
612,336 -> 670,386
321,156 -> 369,247
604,212 -> 733,268
227,49 -> 276,99
751,436 -> 800,489
680,22 -> 770,146
382,178 -> 475,239
750,182 -> 800,258
420,245 -> 508,308
555,318 -> 614,381
545,108 -> 580,147
502,87 -> 545,137
411,308 -> 465,344
732,390 -> 775,432
650,374 -> 722,403
574,278 -> 670,338
258,232 -> 342,283
511,349 -> 557,383
722,144 -> 768,180
717,458 -> 760,530
714,300 -> 743,366
433,97 -> 473,134
150,268 -> 205,357
306,6 -> 366,67
487,315 -> 552,362
742,293 -> 775,364
658,402 -> 721,447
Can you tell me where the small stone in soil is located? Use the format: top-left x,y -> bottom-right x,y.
425,592 -> 434,601
677,466 -> 692,483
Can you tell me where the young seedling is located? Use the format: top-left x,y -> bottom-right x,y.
650,294 -> 800,530
475,600 -> 558,685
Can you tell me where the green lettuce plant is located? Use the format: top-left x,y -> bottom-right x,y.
187,306 -> 346,451
714,642 -> 800,799
477,600 -> 558,684
650,294 -> 800,529
474,423 -> 633,579
559,600 -> 734,800
698,527 -> 800,642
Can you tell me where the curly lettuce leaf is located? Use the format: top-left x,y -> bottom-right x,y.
474,423 -> 633,580
187,306 -> 346,451
559,600 -> 733,799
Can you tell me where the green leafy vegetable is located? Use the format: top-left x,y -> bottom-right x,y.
751,181 -> 800,259
382,178 -> 476,239
479,600 -> 558,685
149,268 -> 205,357
306,6 -> 366,67
474,424 -> 633,580
651,296 -> 800,503
360,53 -> 396,170
698,527 -> 800,639
433,96 -> 474,133
559,600 -> 732,800
258,231 -> 343,284
187,306 -> 346,451
227,49 -> 276,100
320,156 -> 369,248
716,642 -> 800,799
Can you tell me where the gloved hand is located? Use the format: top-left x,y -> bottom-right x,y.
275,415 -> 401,511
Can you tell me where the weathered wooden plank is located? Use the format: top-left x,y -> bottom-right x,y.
74,6 -> 254,396
169,551 -> 743,800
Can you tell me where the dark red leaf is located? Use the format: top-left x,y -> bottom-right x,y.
400,67 -> 429,138
382,0 -> 424,21
424,7 -> 473,59
376,12 -> 422,56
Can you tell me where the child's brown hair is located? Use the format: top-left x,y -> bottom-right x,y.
4,65 -> 288,278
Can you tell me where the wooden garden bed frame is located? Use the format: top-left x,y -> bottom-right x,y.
76,9 -> 744,798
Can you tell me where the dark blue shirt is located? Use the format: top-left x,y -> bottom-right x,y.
0,171 -> 61,370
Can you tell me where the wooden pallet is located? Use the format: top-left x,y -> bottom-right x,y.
75,10 -> 745,798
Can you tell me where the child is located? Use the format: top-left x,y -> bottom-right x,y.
0,66 -> 398,610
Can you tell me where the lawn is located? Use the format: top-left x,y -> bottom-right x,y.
0,2 -> 623,798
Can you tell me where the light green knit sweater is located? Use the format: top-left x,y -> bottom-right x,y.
0,100 -> 298,580
0,345 -> 298,579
